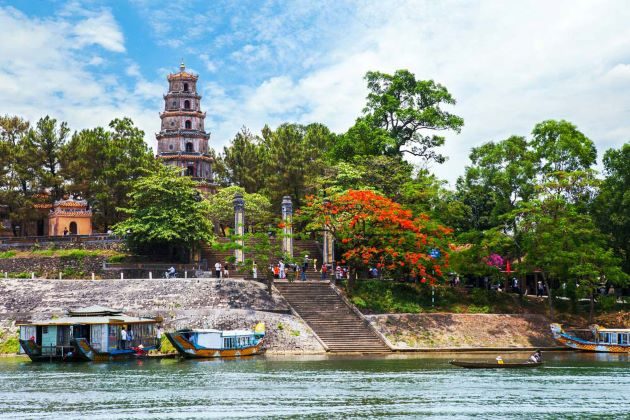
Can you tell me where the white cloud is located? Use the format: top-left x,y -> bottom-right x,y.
0,6 -> 159,147
199,0 -> 630,185
72,10 -> 125,52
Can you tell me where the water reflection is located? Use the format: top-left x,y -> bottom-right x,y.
0,353 -> 627,418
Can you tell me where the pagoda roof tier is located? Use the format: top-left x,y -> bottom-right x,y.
160,110 -> 206,118
158,152 -> 214,163
163,93 -> 202,99
168,71 -> 198,81
156,130 -> 210,140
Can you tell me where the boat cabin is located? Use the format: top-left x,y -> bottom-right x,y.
18,306 -> 158,357
594,327 -> 630,345
184,329 -> 260,350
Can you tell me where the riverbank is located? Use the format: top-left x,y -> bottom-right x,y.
368,313 -> 557,349
0,278 -> 325,354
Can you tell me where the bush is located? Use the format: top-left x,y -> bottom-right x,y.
598,295 -> 618,311
0,334 -> 19,354
467,305 -> 491,314
470,288 -> 491,306
0,251 -> 16,259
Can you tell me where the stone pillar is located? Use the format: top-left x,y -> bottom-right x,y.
233,193 -> 245,264
281,196 -> 293,258
322,198 -> 334,266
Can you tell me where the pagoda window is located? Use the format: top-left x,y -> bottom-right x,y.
183,83 -> 189,92
185,120 -> 192,129
184,100 -> 191,109
185,142 -> 194,152
186,165 -> 195,176
69,222 -> 77,235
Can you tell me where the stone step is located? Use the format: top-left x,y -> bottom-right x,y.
275,282 -> 390,353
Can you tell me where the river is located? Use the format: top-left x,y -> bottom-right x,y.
0,352 -> 627,419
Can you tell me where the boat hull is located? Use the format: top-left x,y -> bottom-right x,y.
550,324 -> 630,353
166,332 -> 265,358
73,338 -> 161,361
450,360 -> 543,369
19,340 -> 81,362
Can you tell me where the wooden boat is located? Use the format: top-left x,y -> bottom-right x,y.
550,323 -> 630,353
166,323 -> 265,358
18,306 -> 161,362
449,360 -> 543,369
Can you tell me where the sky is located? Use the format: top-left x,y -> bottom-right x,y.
0,0 -> 629,186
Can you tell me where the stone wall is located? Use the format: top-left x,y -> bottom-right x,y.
0,278 -> 324,354
0,239 -> 123,252
0,256 -> 107,278
368,313 -> 556,349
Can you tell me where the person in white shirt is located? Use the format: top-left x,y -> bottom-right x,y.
279,260 -> 285,279
120,328 -> 127,349
214,262 -> 222,278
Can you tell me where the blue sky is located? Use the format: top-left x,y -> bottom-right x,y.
1,0 -> 629,186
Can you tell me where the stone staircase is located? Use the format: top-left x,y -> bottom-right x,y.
275,281 -> 391,354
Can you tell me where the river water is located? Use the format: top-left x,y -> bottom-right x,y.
0,352 -> 627,419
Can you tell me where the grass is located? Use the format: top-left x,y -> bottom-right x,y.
0,249 -> 125,259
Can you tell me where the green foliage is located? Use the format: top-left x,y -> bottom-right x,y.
206,185 -> 272,235
593,143 -> 630,274
467,305 -> 491,314
360,69 -> 464,162
597,295 -> 618,312
113,165 -> 214,255
470,288 -> 491,306
0,334 -> 19,354
61,118 -> 159,230
276,322 -> 284,331
0,251 -> 16,259
290,330 -> 301,337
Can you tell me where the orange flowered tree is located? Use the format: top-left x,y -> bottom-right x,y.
304,190 -> 452,286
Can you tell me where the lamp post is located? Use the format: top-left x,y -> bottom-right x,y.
281,196 -> 293,258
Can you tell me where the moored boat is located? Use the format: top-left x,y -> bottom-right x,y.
18,306 -> 161,362
166,323 -> 265,358
550,323 -> 630,353
449,360 -> 543,369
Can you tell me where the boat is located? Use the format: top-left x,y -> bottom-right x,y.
449,360 -> 543,369
166,323 -> 265,358
18,306 -> 161,362
550,323 -> 630,353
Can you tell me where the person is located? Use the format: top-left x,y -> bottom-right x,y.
335,265 -> 342,281
279,260 -> 285,279
292,265 -> 299,283
528,350 -> 542,363
537,281 -> 544,297
496,356 -> 504,365
454,275 -> 460,287
166,266 -> 176,279
301,256 -> 309,281
127,328 -> 134,347
63,227 -> 68,236
156,325 -> 163,342
120,327 -> 127,349
321,263 -> 328,280
223,262 -> 229,278
273,264 -> 280,279
214,262 -> 222,279
252,262 -> 258,279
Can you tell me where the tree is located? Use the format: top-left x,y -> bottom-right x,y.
359,69 -> 464,162
206,185 -> 273,236
593,143 -> 630,274
61,118 -> 158,230
113,165 -> 214,260
22,116 -> 69,201
531,120 -> 597,174
304,190 -> 452,288
221,128 -> 265,193
517,171 -> 627,319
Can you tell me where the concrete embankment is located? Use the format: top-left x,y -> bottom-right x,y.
367,313 -> 558,350
0,278 -> 325,354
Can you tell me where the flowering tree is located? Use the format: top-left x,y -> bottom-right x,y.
305,190 -> 452,285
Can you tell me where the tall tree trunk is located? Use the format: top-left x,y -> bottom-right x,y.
541,272 -> 554,320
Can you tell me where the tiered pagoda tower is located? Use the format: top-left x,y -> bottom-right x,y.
156,62 -> 215,195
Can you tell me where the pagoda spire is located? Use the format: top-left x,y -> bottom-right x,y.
180,59 -> 185,72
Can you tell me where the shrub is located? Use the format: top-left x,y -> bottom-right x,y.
0,251 -> 16,259
0,334 -> 19,354
467,305 -> 490,314
470,288 -> 490,306
291,330 -> 300,337
598,295 -> 618,312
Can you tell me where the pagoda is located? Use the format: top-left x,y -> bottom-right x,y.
156,62 -> 215,195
